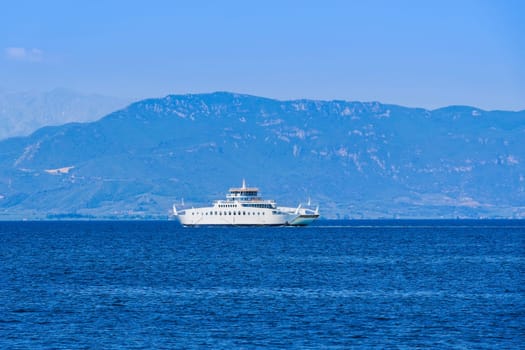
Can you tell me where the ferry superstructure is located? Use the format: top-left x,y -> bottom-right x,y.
173,181 -> 319,226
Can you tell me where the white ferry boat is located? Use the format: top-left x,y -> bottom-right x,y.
173,180 -> 319,226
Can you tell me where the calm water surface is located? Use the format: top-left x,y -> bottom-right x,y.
1,220 -> 524,348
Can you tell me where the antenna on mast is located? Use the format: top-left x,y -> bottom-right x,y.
242,179 -> 246,189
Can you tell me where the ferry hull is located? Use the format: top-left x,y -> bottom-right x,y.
176,207 -> 295,226
176,212 -> 318,226
177,214 -> 292,226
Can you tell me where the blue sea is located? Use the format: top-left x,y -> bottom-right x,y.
1,220 -> 524,349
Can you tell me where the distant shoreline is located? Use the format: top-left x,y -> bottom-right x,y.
1,218 -> 524,227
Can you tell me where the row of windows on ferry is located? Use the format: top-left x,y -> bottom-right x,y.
232,191 -> 257,196
192,211 -> 276,216
218,203 -> 273,208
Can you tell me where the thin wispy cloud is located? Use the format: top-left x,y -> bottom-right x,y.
5,47 -> 44,62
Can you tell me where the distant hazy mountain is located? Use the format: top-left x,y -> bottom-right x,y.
0,92 -> 523,219
0,88 -> 132,139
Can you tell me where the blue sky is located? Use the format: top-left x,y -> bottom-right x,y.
2,0 -> 524,110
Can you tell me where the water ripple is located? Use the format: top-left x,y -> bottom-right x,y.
1,221 -> 523,348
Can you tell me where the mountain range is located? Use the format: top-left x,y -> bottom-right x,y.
0,88 -> 132,140
0,92 -> 524,219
